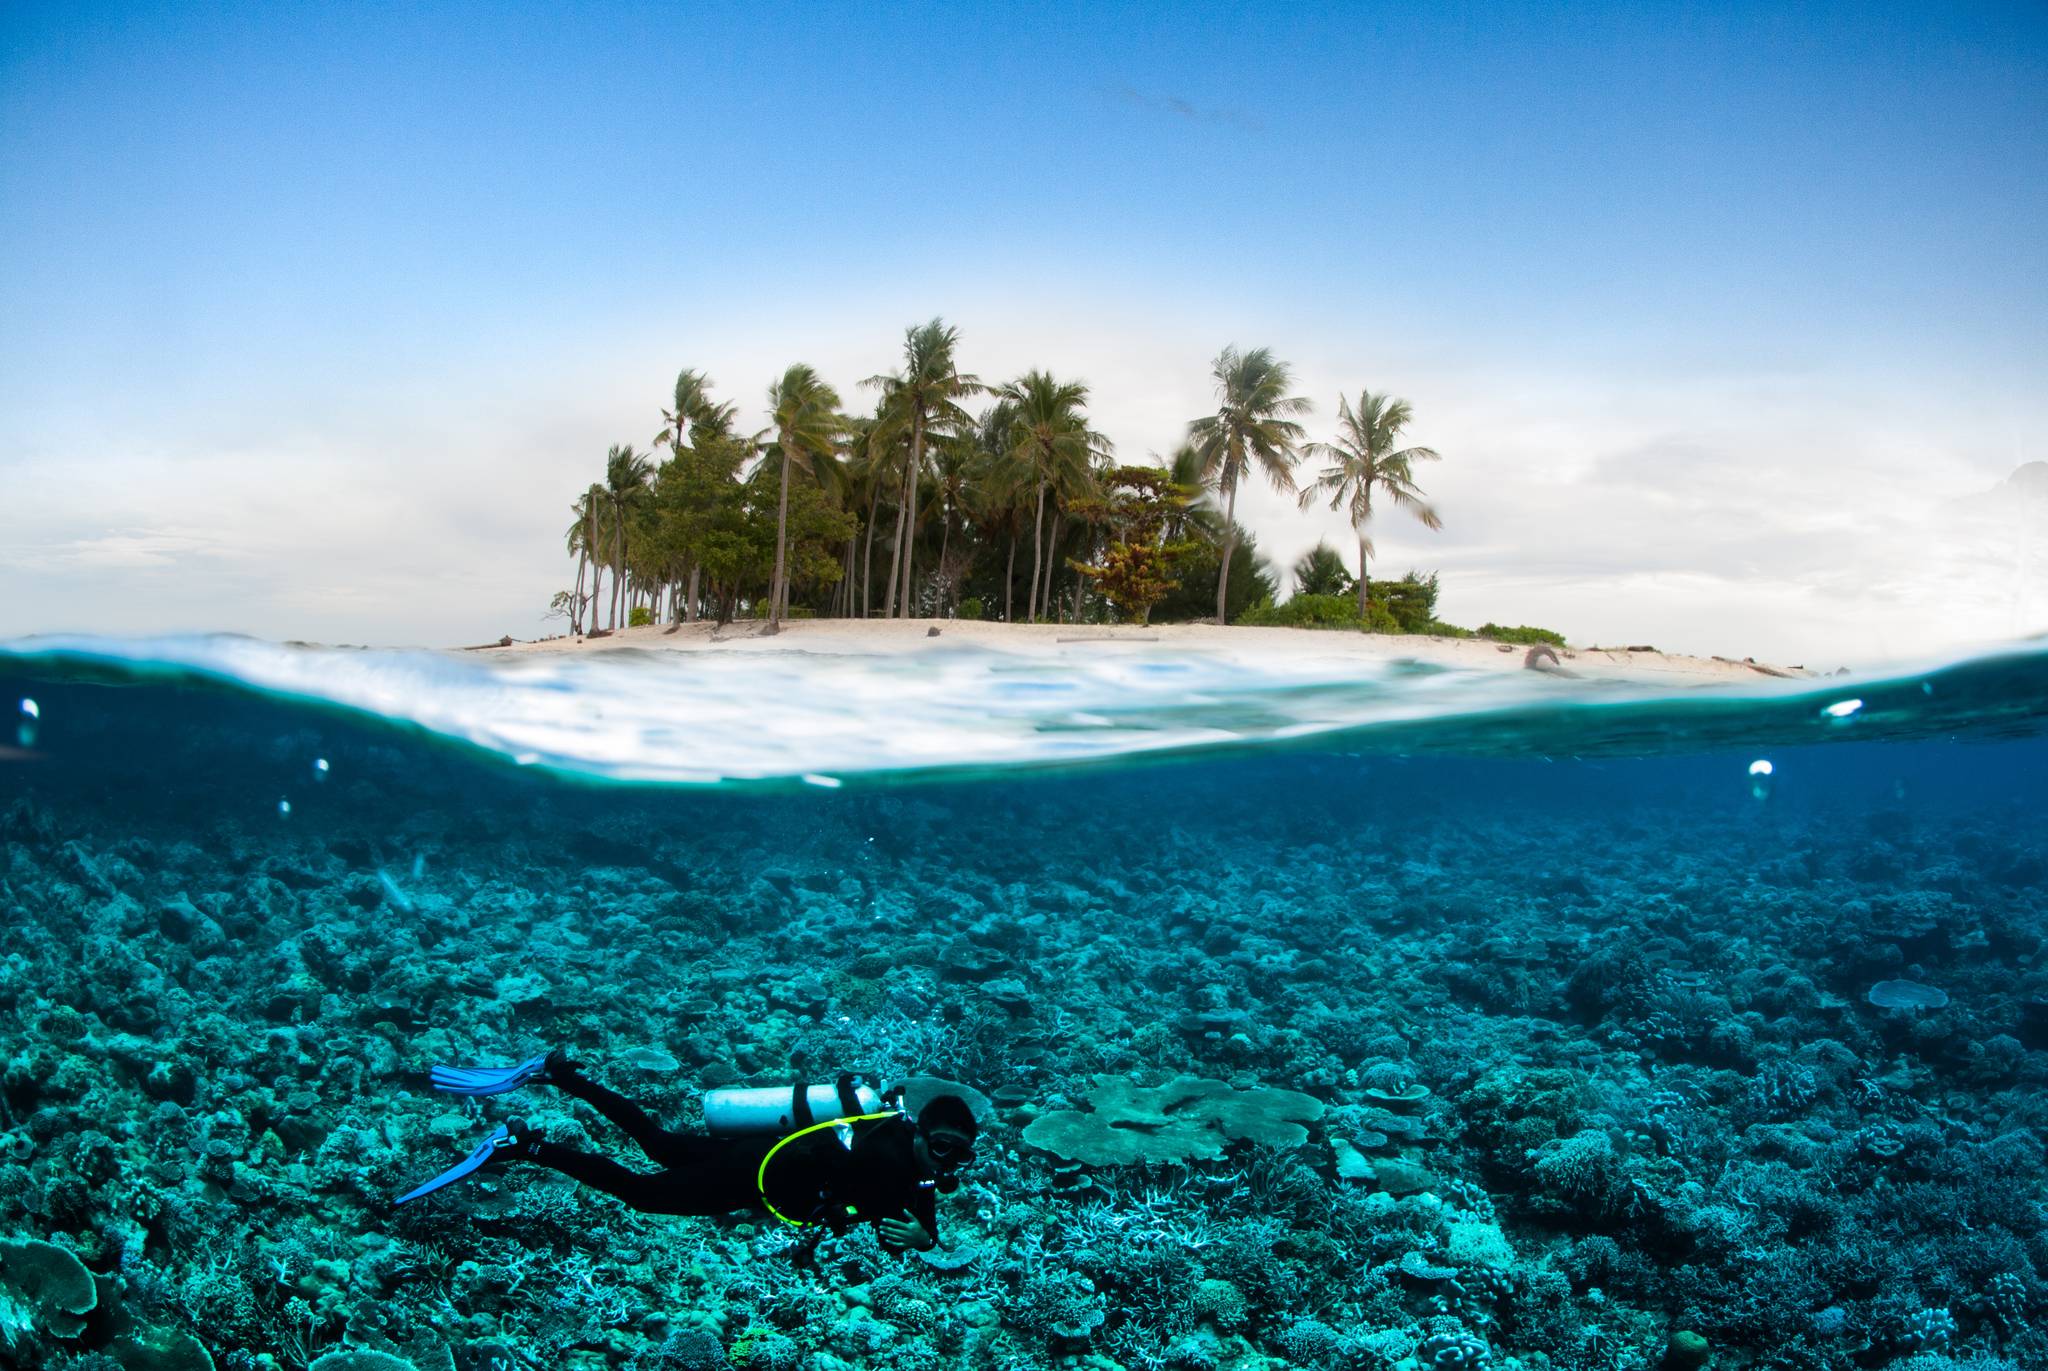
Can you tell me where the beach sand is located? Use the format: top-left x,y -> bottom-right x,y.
487,618 -> 1808,688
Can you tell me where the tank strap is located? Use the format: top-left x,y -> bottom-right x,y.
757,1110 -> 906,1227
835,1072 -> 867,1119
791,1081 -> 815,1130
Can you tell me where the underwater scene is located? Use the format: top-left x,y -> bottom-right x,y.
2,638 -> 2046,1371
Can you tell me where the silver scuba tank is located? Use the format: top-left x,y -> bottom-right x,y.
703,1079 -> 885,1135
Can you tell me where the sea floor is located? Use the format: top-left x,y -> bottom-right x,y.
1,663 -> 2045,1371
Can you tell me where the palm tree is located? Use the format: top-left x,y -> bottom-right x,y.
1187,346 -> 1312,623
970,399 -> 1029,620
564,491 -> 601,634
840,415 -> 895,618
929,438 -> 977,616
574,481 -> 607,632
1000,371 -> 1112,621
1297,389 -> 1443,614
602,444 -> 653,628
763,365 -> 844,633
864,319 -> 982,619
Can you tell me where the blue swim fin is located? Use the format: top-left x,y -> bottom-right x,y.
430,1053 -> 552,1097
395,1124 -> 512,1204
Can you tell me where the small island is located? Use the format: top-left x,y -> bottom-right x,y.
531,318 -> 1797,685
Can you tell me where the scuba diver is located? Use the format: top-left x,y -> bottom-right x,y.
396,1051 -> 978,1253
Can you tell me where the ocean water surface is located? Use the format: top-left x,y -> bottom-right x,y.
2,635 -> 2045,1371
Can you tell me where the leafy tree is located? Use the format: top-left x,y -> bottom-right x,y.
1187,346 -> 1311,623
651,370 -> 738,620
864,320 -> 983,618
1068,466 -> 1197,625
763,365 -> 844,633
1298,389 -> 1443,613
651,431 -> 748,622
1292,541 -> 1356,598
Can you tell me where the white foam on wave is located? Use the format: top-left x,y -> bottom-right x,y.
0,632 -> 2022,783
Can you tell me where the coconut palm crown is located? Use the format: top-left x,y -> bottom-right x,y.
654,369 -> 738,454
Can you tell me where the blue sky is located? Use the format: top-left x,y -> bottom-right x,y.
3,2 -> 2044,660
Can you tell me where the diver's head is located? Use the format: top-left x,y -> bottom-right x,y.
915,1094 -> 978,1182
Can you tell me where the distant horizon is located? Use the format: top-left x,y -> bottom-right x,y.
3,3 -> 2044,665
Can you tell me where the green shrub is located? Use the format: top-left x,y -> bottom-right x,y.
957,597 -> 984,621
627,606 -> 653,627
1419,620 -> 1475,638
1239,594 -> 1400,633
1371,572 -> 1440,632
1239,593 -> 1348,628
1477,622 -> 1566,647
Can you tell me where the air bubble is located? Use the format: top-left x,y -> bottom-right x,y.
1822,698 -> 1864,719
1748,759 -> 1774,776
313,757 -> 330,781
278,798 -> 292,817
18,699 -> 37,720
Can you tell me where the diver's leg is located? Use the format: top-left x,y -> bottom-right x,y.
520,1142 -> 758,1217
524,1139 -> 733,1213
551,1061 -> 692,1166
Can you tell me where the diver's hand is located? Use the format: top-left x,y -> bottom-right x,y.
877,1211 -> 934,1252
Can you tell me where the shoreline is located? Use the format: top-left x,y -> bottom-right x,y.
479,619 -> 1811,688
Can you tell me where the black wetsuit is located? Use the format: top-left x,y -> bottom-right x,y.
530,1071 -> 940,1237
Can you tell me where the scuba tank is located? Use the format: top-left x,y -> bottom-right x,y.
704,1074 -> 889,1135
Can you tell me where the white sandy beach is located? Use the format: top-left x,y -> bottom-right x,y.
488,619 -> 1809,688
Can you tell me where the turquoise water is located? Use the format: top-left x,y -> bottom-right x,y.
2,636 -> 2045,1371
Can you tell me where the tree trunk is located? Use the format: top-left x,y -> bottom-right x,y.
1028,479 -> 1047,622
936,508 -> 952,616
885,494 -> 907,619
768,439 -> 792,633
1215,480 -> 1239,624
897,413 -> 924,618
611,502 -> 625,629
1040,511 -> 1063,621
570,551 -> 587,634
685,564 -> 701,623
1358,532 -> 1371,616
862,485 -> 880,618
1004,528 -> 1017,622
1071,539 -> 1087,621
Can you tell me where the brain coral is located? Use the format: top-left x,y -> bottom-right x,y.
1022,1075 -> 1324,1165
